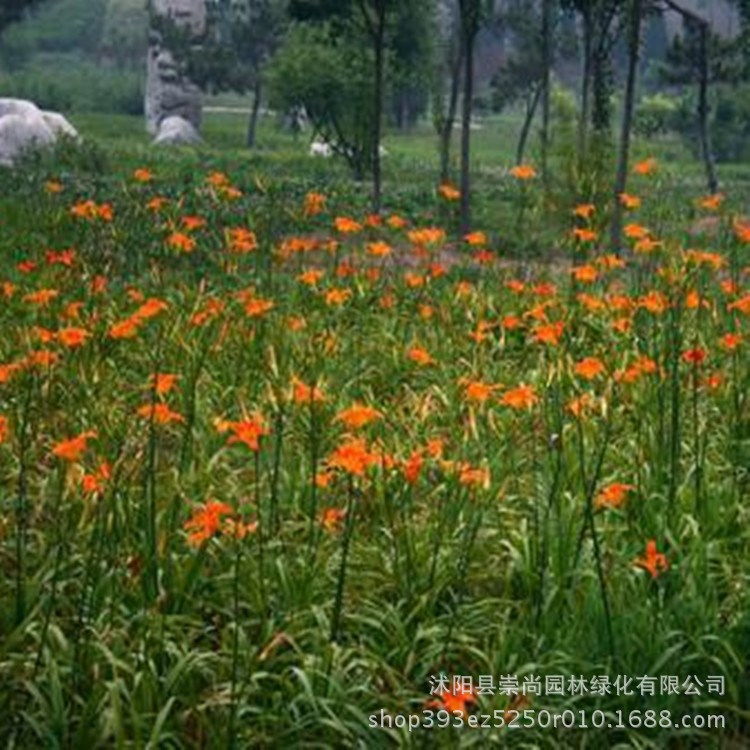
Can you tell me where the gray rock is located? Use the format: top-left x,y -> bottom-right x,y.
145,0 -> 206,135
0,99 -> 78,166
153,115 -> 202,146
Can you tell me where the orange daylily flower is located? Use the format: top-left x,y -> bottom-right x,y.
407,227 -> 446,247
428,686 -> 476,717
510,164 -> 537,180
184,500 -> 234,547
595,483 -> 634,510
291,377 -> 325,405
462,380 -> 499,403
52,430 -> 97,462
206,171 -> 230,188
698,193 -> 724,211
57,327 -> 89,348
244,297 -> 275,318
639,291 -> 669,315
634,237 -> 662,254
108,318 -> 140,340
137,403 -> 185,425
616,355 -> 659,384
325,288 -> 352,306
134,298 -> 168,321
573,203 -> 595,219
367,241 -> 392,258
500,384 -> 538,410
438,183 -> 460,201
465,231 -> 487,246
572,264 -> 599,283
567,393 -> 592,418
407,346 -> 435,366
632,158 -> 658,175
326,437 -> 379,476
574,357 -> 606,380
402,451 -> 424,484
133,168 -> 153,183
624,223 -> 650,240
167,232 -> 197,253
321,507 -> 347,532
181,216 -> 206,232
46,248 -> 75,267
334,403 -> 382,430
634,539 -> 669,579
619,192 -> 641,209
532,321 -> 564,346
719,332 -> 742,351
24,288 -> 59,306
81,461 -> 112,496
572,227 -> 598,243
683,348 -> 707,366
303,191 -> 326,217
733,220 -> 750,244
458,464 -> 491,488
334,216 -> 362,234
218,417 -> 269,452
147,196 -> 168,212
151,373 -> 179,396
226,228 -> 258,254
727,294 -> 750,315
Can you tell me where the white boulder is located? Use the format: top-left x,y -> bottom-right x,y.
0,98 -> 79,166
153,115 -> 202,146
41,111 -> 80,140
309,140 -> 333,158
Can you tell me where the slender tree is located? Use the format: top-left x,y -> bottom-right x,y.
611,0 -> 644,251
354,0 -> 392,214
661,0 -> 719,193
433,2 -> 464,184
540,0 -> 554,185
457,0 -> 489,234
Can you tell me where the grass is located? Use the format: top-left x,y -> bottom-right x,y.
0,117 -> 749,748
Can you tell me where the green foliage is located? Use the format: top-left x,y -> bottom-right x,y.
490,0 -> 545,112
0,0 -> 108,69
0,57 -> 144,114
662,84 -> 750,163
634,92 -> 680,138
388,0 -> 433,129
268,22 -> 374,176
0,0 -> 47,35
99,0 -> 148,69
0,132 -> 749,747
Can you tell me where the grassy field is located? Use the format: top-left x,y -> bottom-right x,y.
0,113 -> 749,747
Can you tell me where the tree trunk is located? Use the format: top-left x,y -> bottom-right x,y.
540,0 -> 553,186
460,30 -> 474,235
578,11 -> 593,163
517,86 -> 543,165
697,24 -> 719,194
439,38 -> 464,184
611,0 -> 643,252
371,7 -> 386,214
246,79 -> 262,149
661,0 -> 719,193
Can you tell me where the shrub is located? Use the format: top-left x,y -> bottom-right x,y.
0,58 -> 144,115
634,93 -> 680,138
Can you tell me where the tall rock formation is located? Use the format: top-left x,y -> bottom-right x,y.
145,0 -> 206,135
